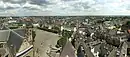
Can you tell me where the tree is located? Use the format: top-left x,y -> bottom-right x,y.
9,27 -> 18,29
56,37 -> 67,48
32,30 -> 36,42
62,30 -> 73,38
56,30 -> 73,48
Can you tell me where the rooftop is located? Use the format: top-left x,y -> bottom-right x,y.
0,27 -> 26,56
60,40 -> 76,57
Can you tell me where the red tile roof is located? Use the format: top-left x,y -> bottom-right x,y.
128,30 -> 130,33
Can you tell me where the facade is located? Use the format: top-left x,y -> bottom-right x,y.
25,28 -> 33,44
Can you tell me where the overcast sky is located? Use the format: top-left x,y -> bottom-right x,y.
0,0 -> 130,16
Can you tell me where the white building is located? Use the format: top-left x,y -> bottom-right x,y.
8,20 -> 17,23
33,23 -> 40,27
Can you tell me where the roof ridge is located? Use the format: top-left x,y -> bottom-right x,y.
6,30 -> 11,42
4,26 -> 25,38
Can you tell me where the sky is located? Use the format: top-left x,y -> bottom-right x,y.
0,0 -> 130,16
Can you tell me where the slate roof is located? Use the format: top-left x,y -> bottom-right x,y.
93,44 -> 101,53
0,28 -> 25,56
13,28 -> 26,37
60,40 -> 76,57
0,28 -> 25,42
0,48 -> 6,56
0,30 -> 10,42
7,30 -> 24,52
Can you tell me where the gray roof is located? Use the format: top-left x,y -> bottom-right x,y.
108,48 -> 116,57
0,28 -> 25,54
0,28 -> 25,42
0,48 -> 6,56
94,44 -> 101,53
0,30 -> 10,42
126,42 -> 130,48
7,31 -> 24,53
99,43 -> 114,56
108,29 -> 117,36
13,28 -> 26,37
60,41 -> 76,57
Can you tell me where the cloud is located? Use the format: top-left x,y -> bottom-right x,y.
22,2 -> 42,10
29,0 -> 51,5
0,1 -> 21,10
0,0 -> 129,16
2,0 -> 26,4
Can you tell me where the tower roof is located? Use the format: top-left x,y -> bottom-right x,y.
60,40 -> 76,57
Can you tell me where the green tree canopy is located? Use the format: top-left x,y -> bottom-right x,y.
62,30 -> 73,38
56,37 -> 67,48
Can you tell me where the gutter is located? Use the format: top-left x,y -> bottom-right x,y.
16,45 -> 33,57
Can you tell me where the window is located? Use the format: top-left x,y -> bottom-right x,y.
127,48 -> 130,56
5,55 -> 8,57
0,43 -> 3,48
